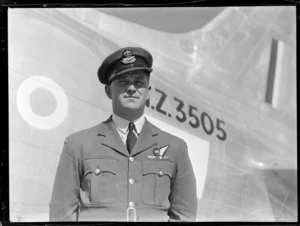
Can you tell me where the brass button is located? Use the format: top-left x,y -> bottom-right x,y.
158,170 -> 163,176
129,201 -> 135,207
129,157 -> 134,162
95,168 -> 101,175
129,178 -> 135,184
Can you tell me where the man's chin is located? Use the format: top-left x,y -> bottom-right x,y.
124,106 -> 140,111
120,103 -> 143,111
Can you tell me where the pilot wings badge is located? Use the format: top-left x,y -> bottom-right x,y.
148,145 -> 170,160
158,145 -> 169,156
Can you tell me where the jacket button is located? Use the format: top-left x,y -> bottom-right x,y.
158,170 -> 163,176
129,201 -> 135,207
95,168 -> 101,175
129,157 -> 134,162
129,178 -> 135,184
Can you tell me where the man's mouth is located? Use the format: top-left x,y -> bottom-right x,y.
125,96 -> 139,99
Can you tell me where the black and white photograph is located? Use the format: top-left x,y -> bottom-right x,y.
7,6 -> 297,222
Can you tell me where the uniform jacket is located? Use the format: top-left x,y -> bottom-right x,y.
49,116 -> 197,222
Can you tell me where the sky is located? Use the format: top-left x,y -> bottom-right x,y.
98,7 -> 225,33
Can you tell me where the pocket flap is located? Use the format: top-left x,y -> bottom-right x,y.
142,160 -> 174,178
83,158 -> 117,176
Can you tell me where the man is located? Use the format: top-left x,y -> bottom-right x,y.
49,47 -> 197,222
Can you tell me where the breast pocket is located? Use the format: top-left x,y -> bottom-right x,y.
142,160 -> 174,207
82,159 -> 117,205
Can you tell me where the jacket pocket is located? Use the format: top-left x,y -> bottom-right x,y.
142,160 -> 174,206
82,158 -> 117,204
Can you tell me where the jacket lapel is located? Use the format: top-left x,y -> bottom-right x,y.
131,118 -> 158,157
97,116 -> 129,157
97,116 -> 159,157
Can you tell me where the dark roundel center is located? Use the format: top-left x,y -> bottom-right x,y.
30,88 -> 57,117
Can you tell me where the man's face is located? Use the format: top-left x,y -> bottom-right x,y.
105,70 -> 150,119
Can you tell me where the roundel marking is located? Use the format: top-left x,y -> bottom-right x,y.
30,87 -> 57,116
16,76 -> 68,130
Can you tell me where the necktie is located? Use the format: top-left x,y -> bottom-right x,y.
126,122 -> 137,154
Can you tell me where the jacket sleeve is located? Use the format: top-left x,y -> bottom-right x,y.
168,141 -> 197,221
49,136 -> 81,221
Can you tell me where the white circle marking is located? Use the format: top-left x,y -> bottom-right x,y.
16,76 -> 68,130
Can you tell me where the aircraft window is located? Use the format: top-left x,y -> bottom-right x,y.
265,38 -> 286,109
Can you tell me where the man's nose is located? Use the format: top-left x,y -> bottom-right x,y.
126,84 -> 136,94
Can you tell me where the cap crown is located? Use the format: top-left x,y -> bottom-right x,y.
98,47 -> 153,84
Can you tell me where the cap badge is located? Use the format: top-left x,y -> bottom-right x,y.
122,50 -> 136,64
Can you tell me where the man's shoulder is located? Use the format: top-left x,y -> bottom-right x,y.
69,124 -> 99,138
66,118 -> 111,142
147,120 -> 186,146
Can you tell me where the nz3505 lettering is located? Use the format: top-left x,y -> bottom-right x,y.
146,87 -> 227,141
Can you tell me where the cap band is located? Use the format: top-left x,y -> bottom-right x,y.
106,57 -> 152,84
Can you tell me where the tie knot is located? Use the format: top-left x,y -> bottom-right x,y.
128,122 -> 136,132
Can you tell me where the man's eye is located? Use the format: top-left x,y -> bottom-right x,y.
118,81 -> 127,85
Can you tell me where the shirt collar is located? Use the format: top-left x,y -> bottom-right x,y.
112,113 -> 145,135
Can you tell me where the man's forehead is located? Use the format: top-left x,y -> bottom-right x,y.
115,71 -> 149,80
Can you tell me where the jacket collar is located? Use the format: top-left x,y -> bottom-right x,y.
97,116 -> 159,157
112,113 -> 145,135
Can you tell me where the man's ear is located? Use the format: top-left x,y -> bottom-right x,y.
105,85 -> 112,99
147,85 -> 151,100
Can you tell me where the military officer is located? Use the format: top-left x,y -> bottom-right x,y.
49,47 -> 197,222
